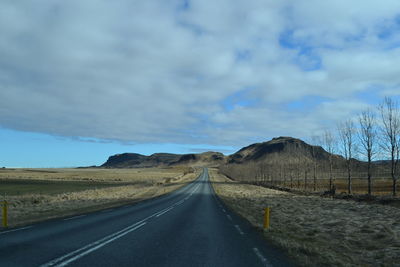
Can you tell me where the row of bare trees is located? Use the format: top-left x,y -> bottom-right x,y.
220,96 -> 400,197
331,97 -> 399,196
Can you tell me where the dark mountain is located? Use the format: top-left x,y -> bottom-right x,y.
227,136 -> 338,164
101,136 -> 351,168
101,151 -> 226,168
101,153 -> 181,168
171,152 -> 226,167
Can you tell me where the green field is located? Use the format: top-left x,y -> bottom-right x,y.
0,179 -> 131,196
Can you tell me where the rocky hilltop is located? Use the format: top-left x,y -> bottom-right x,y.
171,152 -> 225,167
101,137 -> 345,168
101,151 -> 225,168
227,136 -> 335,164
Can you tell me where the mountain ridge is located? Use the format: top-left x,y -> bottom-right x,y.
100,136 -> 344,168
101,151 -> 225,168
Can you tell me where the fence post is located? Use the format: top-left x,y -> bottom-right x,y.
2,200 -> 8,228
263,207 -> 270,229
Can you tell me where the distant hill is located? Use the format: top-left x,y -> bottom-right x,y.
227,136 -> 337,164
171,152 -> 225,167
101,136 -> 355,168
101,153 -> 181,168
101,151 -> 226,168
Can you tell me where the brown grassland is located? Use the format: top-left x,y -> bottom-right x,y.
210,168 -> 400,267
0,167 -> 198,227
267,178 -> 395,196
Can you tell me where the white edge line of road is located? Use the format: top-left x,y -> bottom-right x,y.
252,248 -> 273,267
40,219 -> 147,267
234,225 -> 244,235
63,215 -> 86,221
0,226 -> 33,235
42,205 -> 169,267
41,185 -> 199,267
101,209 -> 114,213
155,207 -> 174,217
56,222 -> 147,267
40,173 -> 205,267
175,200 -> 185,206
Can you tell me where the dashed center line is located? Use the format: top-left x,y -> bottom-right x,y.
226,215 -> 232,221
0,226 -> 33,235
222,209 -> 226,213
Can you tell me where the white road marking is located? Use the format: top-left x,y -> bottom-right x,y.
49,222 -> 146,267
155,207 -> 174,217
222,209 -> 226,213
175,200 -> 185,206
63,215 -> 86,221
42,197 -> 184,267
253,248 -> 272,267
42,174 -> 202,266
41,219 -> 148,267
234,225 -> 244,235
227,215 -> 232,221
100,209 -> 113,213
0,226 -> 33,235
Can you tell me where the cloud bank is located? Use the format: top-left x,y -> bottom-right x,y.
1,0 -> 400,147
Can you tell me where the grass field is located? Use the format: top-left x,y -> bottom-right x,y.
0,167 -> 198,227
210,168 -> 400,267
0,178 -> 130,196
275,177 -> 395,196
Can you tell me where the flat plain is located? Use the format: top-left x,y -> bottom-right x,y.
0,167 -> 198,227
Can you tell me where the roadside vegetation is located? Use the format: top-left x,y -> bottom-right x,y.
0,167 -> 198,227
210,168 -> 400,266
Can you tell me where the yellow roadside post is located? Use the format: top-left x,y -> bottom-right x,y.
2,200 -> 8,228
263,207 -> 270,230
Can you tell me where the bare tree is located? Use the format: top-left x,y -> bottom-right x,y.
322,130 -> 336,192
338,120 -> 356,194
379,97 -> 400,196
310,136 -> 321,192
358,109 -> 377,196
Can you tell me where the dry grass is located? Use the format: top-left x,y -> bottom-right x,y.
332,178 -> 394,196
220,162 -> 398,196
210,168 -> 400,267
0,167 -> 193,183
273,178 -> 395,196
0,167 -> 199,227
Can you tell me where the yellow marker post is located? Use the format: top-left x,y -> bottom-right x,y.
263,207 -> 270,229
2,200 -> 8,228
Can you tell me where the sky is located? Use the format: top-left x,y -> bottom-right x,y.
1,0 -> 400,167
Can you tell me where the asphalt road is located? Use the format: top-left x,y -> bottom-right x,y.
0,168 -> 294,267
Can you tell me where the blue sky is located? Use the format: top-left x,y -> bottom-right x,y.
0,128 -> 234,167
1,0 -> 400,167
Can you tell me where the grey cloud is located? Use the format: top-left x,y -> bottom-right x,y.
1,0 -> 400,146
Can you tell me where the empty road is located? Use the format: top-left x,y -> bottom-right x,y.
0,168 -> 294,266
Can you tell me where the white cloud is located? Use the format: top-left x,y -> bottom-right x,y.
0,0 -> 400,147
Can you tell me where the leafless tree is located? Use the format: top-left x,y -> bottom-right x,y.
379,97 -> 400,196
322,130 -> 336,191
310,136 -> 322,191
338,119 -> 356,194
358,109 -> 377,195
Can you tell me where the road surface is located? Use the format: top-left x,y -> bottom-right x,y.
0,168 -> 294,266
